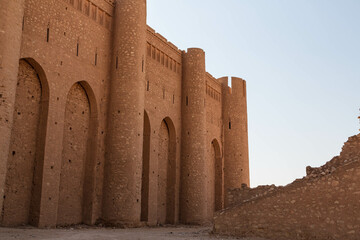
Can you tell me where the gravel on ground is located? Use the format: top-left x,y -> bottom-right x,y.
0,225 -> 269,240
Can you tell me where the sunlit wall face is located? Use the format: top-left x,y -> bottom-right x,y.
147,0 -> 360,187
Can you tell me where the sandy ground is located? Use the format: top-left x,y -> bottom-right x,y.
0,226 -> 268,240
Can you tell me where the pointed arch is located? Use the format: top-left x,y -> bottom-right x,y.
157,117 -> 177,224
141,110 -> 151,221
57,81 -> 98,225
212,138 -> 223,211
2,58 -> 49,226
77,81 -> 99,225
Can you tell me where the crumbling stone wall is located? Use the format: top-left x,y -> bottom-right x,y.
226,185 -> 279,207
214,134 -> 360,240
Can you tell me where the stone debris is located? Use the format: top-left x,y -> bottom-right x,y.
214,134 -> 360,240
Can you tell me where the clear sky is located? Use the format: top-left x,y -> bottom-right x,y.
147,0 -> 360,187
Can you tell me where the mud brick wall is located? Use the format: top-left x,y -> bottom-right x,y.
0,0 -> 249,227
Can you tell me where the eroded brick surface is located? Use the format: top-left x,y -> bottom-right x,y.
214,134 -> 360,240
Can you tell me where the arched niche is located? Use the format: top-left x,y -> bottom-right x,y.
212,138 -> 223,211
141,110 -> 151,222
57,81 -> 98,226
2,58 -> 49,226
157,117 -> 177,224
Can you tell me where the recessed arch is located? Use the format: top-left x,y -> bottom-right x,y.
141,110 -> 151,222
157,116 -> 177,224
2,58 -> 49,226
57,81 -> 98,225
212,138 -> 223,211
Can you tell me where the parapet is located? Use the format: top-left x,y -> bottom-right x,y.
146,25 -> 182,55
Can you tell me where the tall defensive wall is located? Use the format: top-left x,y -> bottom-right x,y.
0,0 -> 249,227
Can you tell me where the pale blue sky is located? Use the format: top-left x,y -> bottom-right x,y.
147,0 -> 360,187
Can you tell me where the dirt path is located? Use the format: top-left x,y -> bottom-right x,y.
0,226 -> 267,240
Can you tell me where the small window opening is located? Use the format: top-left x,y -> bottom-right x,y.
76,42 -> 79,56
46,26 -> 50,42
22,17 -> 24,31
95,50 -> 98,66
229,121 -> 232,129
163,88 -> 165,99
142,56 -> 144,72
186,96 -> 188,106
116,56 -> 118,69
173,94 -> 175,104
146,81 -> 149,91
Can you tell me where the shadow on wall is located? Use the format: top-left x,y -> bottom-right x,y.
2,58 -> 49,227
1,58 -> 100,227
141,114 -> 178,225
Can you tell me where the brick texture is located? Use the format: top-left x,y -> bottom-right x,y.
214,134 -> 360,240
0,0 -> 249,227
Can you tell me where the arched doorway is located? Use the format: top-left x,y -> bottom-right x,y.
141,110 -> 151,222
2,59 -> 49,226
157,117 -> 176,224
212,139 -> 223,211
57,82 -> 95,226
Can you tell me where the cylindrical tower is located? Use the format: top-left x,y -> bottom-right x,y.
103,0 -> 146,225
221,77 -> 249,207
0,0 -> 25,217
180,48 -> 208,224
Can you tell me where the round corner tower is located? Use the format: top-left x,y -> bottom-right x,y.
180,48 -> 208,224
0,0 -> 25,220
103,0 -> 146,225
221,76 -> 250,207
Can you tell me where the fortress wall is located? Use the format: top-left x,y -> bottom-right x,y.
9,0 -> 111,226
214,134 -> 360,240
144,27 -> 182,225
205,73 -> 224,217
1,0 -> 247,228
